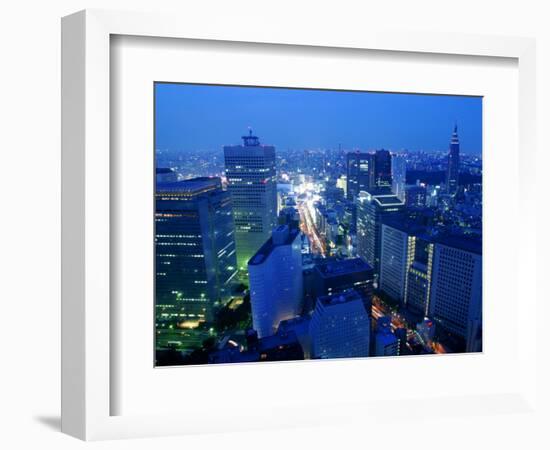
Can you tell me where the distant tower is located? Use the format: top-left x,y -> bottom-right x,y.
391,155 -> 407,200
445,124 -> 460,195
224,129 -> 277,272
346,152 -> 375,201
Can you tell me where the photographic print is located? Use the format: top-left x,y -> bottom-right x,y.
154,83 -> 482,366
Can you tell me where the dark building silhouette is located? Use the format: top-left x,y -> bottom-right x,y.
310,257 -> 374,316
446,124 -> 460,195
346,152 -> 375,200
374,149 -> 393,188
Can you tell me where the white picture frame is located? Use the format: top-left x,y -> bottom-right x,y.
61,9 -> 538,441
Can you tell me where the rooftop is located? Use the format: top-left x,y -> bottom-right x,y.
434,234 -> 482,255
317,289 -> 363,307
248,226 -> 300,266
156,177 -> 221,196
382,217 -> 427,236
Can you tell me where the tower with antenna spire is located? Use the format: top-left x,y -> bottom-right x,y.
445,123 -> 460,195
224,129 -> 277,274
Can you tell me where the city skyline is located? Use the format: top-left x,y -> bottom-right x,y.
155,84 -> 482,366
155,83 -> 483,155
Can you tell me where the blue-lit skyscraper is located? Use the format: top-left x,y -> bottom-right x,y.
356,190 -> 405,276
224,130 -> 277,271
155,177 -> 238,323
429,237 -> 482,352
445,124 -> 460,195
248,225 -> 303,338
309,290 -> 371,359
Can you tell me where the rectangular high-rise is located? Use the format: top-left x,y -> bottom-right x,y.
374,149 -> 393,188
356,190 -> 405,276
429,237 -> 482,351
391,154 -> 407,200
248,225 -> 303,338
346,152 -> 375,201
155,177 -> 238,323
379,219 -> 432,307
309,289 -> 371,359
224,130 -> 277,271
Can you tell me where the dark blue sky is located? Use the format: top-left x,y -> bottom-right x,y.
155,83 -> 482,154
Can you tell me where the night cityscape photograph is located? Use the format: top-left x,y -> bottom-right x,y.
154,83 -> 483,366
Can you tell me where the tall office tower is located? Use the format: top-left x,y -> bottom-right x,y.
311,257 -> 374,315
224,129 -> 277,271
445,124 -> 460,195
406,262 -> 432,315
248,225 -> 303,338
391,154 -> 407,200
356,190 -> 405,276
374,316 -> 399,356
309,290 -> 371,359
155,177 -> 238,323
379,219 -> 433,308
346,152 -> 375,201
374,149 -> 393,188
429,237 -> 482,352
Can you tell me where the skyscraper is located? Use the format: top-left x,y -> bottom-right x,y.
155,177 -> 238,323
224,130 -> 277,271
356,190 -> 405,276
309,290 -> 371,359
379,218 -> 434,312
311,257 -> 374,315
445,124 -> 460,195
248,225 -> 303,338
429,237 -> 482,351
346,152 -> 375,200
374,149 -> 393,188
391,154 -> 407,200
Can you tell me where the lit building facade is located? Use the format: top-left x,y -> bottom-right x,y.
391,154 -> 407,200
224,130 -> 277,271
346,152 -> 375,201
309,290 -> 371,359
429,238 -> 482,351
380,220 -> 434,312
248,225 -> 303,338
155,177 -> 238,323
356,190 -> 405,276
